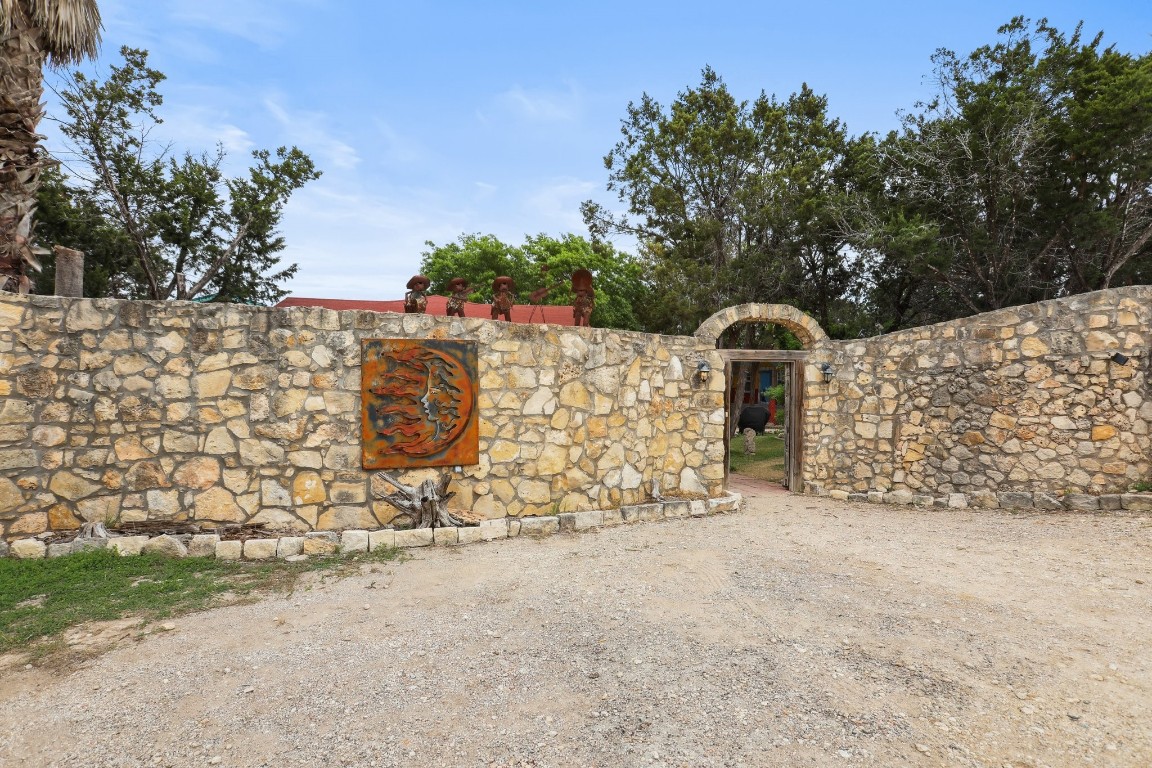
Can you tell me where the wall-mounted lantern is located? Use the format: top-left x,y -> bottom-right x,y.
695,360 -> 711,386
1110,352 -> 1130,365
820,362 -> 834,383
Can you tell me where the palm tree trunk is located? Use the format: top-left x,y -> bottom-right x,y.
0,10 -> 47,293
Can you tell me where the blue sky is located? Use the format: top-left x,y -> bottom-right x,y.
43,1 -> 1152,300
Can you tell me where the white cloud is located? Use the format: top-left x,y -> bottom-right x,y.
168,0 -> 316,48
496,82 -> 583,123
371,119 -> 429,167
159,102 -> 256,158
264,96 -> 360,171
523,177 -> 598,232
275,180 -> 472,299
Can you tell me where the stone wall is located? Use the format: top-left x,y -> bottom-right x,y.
0,294 -> 727,542
804,287 -> 1152,504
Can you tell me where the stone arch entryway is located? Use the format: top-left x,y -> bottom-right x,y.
694,303 -> 830,349
695,304 -> 829,493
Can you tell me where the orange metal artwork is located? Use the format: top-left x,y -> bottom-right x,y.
361,339 -> 479,469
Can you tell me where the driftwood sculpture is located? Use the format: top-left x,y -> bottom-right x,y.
373,470 -> 466,529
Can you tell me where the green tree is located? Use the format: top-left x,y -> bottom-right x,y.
419,232 -> 649,330
33,163 -> 141,297
48,46 -> 320,304
1,0 -> 101,292
419,233 -> 532,303
583,67 -> 862,339
855,18 -> 1152,320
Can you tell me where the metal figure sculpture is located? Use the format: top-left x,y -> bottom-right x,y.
403,275 -> 430,313
445,277 -> 470,317
491,275 -> 515,321
572,268 -> 594,327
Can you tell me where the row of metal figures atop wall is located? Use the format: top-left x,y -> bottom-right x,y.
403,271 -> 594,327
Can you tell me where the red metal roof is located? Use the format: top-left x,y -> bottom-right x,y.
275,295 -> 577,325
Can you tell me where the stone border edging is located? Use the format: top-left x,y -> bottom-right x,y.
807,484 -> 1152,512
1,493 -> 743,560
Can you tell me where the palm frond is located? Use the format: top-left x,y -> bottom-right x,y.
1,0 -> 102,65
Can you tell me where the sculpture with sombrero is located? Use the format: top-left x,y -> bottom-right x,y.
403,274 -> 430,313
572,268 -> 594,327
445,277 -> 470,317
490,276 -> 515,321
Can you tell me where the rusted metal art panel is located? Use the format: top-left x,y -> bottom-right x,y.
361,339 -> 479,469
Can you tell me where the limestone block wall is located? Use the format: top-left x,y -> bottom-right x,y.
804,287 -> 1152,500
0,294 -> 726,541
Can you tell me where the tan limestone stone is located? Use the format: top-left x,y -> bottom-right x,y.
11,539 -> 47,559
958,431 -> 985,446
558,381 -> 591,409
536,444 -> 568,475
240,439 -> 286,466
43,502 -> 80,531
172,457 -> 221,489
125,461 -> 170,491
488,440 -> 520,463
243,539 -> 278,560
0,477 -> 24,516
989,412 -> 1017,429
1020,336 -> 1049,357
318,505 -> 378,530
203,427 -> 236,455
77,495 -> 120,523
194,487 -> 245,523
293,472 -> 326,505
213,540 -> 242,560
1091,425 -> 1117,441
193,370 -> 232,398
249,509 -> 307,532
146,490 -> 182,518
10,512 -> 47,534
1085,331 -> 1118,352
49,471 -> 101,500
330,482 -> 366,504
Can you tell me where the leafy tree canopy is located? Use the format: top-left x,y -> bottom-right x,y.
849,17 -> 1152,326
38,46 -> 320,304
582,67 -> 865,340
419,232 -> 649,330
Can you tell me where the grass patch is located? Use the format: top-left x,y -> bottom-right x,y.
729,431 -> 787,483
0,545 -> 402,656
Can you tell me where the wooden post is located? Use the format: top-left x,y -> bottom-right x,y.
53,245 -> 84,297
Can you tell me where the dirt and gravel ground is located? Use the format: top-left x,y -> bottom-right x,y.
1,476 -> 1150,768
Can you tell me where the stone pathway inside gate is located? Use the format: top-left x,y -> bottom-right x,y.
1,488 -> 1150,767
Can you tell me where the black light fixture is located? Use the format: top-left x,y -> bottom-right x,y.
695,360 -> 711,385
820,362 -> 834,383
1110,352 -> 1130,365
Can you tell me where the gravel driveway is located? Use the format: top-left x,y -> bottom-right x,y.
2,477 -> 1150,767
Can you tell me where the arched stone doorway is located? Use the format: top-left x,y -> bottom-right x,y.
695,304 -> 829,492
694,303 -> 830,349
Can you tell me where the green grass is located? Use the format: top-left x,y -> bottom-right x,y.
0,546 -> 401,656
729,431 -> 787,482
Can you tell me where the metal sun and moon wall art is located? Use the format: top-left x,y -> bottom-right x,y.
361,339 -> 479,469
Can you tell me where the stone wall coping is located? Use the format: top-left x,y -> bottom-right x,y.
806,483 -> 1152,513
3,493 -> 743,560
